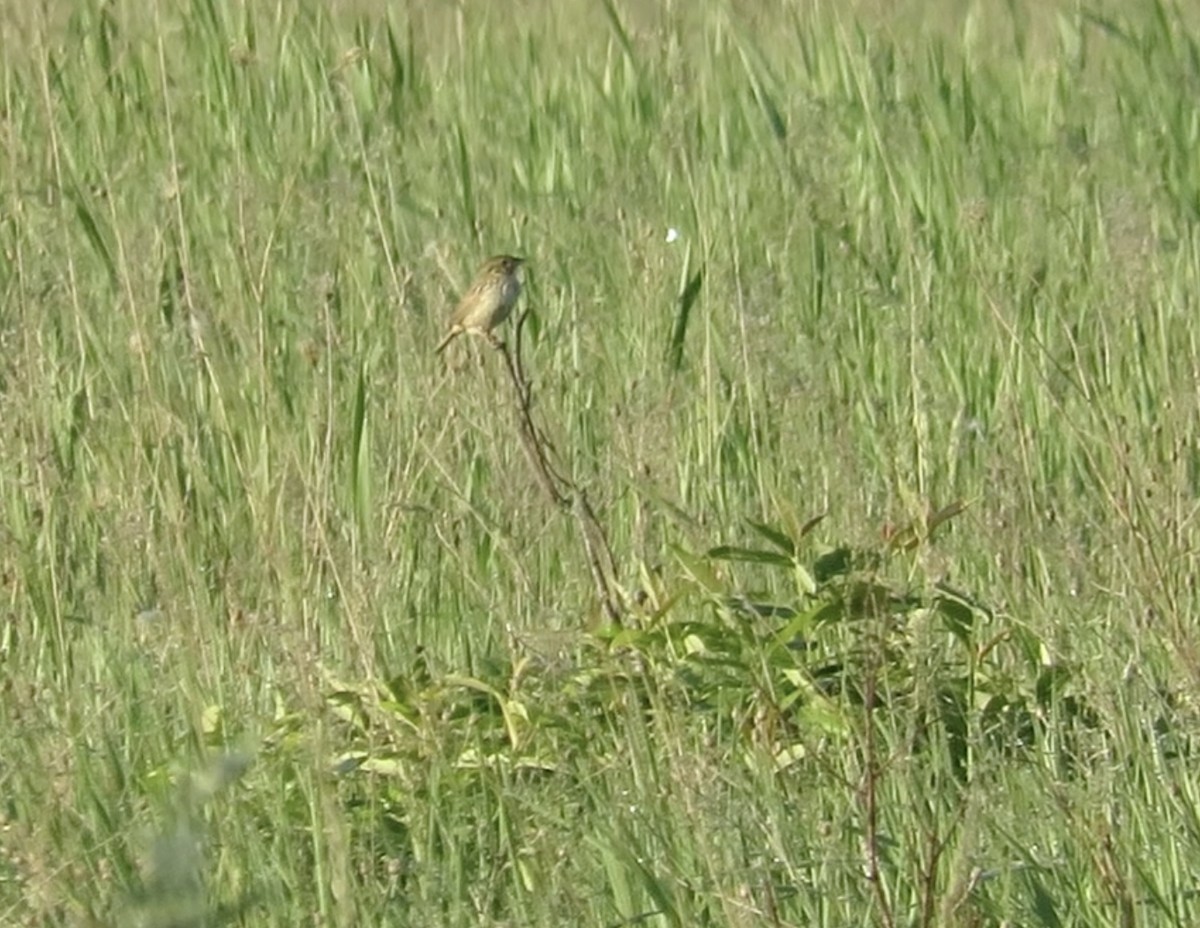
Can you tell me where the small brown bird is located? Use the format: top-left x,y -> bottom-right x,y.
434,255 -> 525,354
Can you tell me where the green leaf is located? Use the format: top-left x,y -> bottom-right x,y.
671,543 -> 722,592
752,80 -> 787,142
927,499 -> 969,537
350,361 -> 370,534
1026,872 -> 1063,928
69,187 -> 117,287
770,601 -> 829,647
798,511 -> 828,538
938,680 -> 970,781
158,243 -> 182,326
808,601 -> 845,628
706,545 -> 793,567
793,684 -> 850,737
667,258 -> 703,373
357,753 -> 406,777
598,0 -> 636,63
934,582 -> 994,621
384,20 -> 406,95
934,595 -> 975,643
812,546 -> 853,582
722,597 -> 797,620
745,519 -> 795,556
1035,664 -> 1074,708
606,627 -> 649,650
794,562 -> 817,596
455,121 -> 477,241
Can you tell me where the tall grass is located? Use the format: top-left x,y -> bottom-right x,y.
2,0 -> 1199,925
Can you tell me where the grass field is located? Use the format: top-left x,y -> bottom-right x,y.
3,0 -> 1200,925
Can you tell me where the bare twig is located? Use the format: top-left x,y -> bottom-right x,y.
477,311 -> 622,624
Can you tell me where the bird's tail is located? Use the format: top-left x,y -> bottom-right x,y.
434,328 -> 460,354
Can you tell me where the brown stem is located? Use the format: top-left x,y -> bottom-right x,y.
488,314 -> 622,624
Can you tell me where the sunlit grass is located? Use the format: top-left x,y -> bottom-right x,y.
2,0 -> 1200,925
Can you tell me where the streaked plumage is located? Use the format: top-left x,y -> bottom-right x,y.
435,255 -> 525,354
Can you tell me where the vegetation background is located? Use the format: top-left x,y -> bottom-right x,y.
2,0 -> 1199,925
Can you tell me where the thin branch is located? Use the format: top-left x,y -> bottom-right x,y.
479,312 -> 622,624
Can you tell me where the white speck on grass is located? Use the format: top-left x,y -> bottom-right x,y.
665,227 -> 680,243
